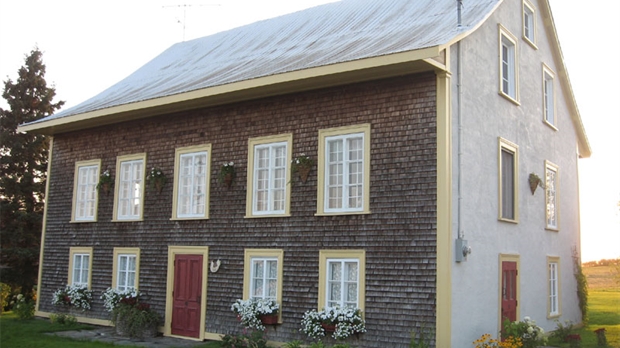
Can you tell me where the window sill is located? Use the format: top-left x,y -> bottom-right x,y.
244,213 -> 291,219
543,120 -> 558,131
315,210 -> 371,216
523,37 -> 538,50
111,218 -> 143,222
498,91 -> 521,106
545,227 -> 560,232
70,219 -> 97,223
170,217 -> 209,221
498,217 -> 518,224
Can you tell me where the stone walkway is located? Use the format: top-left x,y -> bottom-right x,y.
49,326 -> 212,347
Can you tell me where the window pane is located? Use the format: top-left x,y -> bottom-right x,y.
501,149 -> 515,219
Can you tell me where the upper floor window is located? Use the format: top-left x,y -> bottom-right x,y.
499,138 -> 519,222
317,124 -> 371,215
69,247 -> 93,288
545,161 -> 559,230
113,153 -> 146,221
71,160 -> 100,222
172,145 -> 211,220
246,134 -> 292,218
113,248 -> 140,291
318,250 -> 366,310
543,65 -> 556,128
499,26 -> 519,103
547,256 -> 561,317
522,0 -> 537,47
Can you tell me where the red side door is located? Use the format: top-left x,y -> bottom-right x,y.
501,261 -> 518,324
171,254 -> 203,338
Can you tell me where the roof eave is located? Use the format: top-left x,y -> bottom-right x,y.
18,46 -> 444,135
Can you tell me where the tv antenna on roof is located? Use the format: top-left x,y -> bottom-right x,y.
163,3 -> 221,41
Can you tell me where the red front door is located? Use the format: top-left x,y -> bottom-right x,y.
501,261 -> 518,324
171,254 -> 203,338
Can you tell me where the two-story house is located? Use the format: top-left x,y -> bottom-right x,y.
19,0 -> 590,346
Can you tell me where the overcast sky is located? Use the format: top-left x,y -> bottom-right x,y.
0,0 -> 618,262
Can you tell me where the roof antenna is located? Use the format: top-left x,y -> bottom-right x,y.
457,0 -> 464,28
163,3 -> 221,41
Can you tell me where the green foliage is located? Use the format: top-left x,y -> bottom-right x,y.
111,300 -> 160,338
573,247 -> 589,325
410,325 -> 434,348
13,294 -> 35,320
49,313 -> 78,325
282,340 -> 304,348
0,283 -> 12,312
307,342 -> 326,348
502,317 -> 547,348
221,330 -> 271,348
0,48 -> 64,293
552,319 -> 574,342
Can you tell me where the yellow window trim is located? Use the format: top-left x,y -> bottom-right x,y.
171,144 -> 212,220
245,133 -> 293,218
498,25 -> 520,105
164,246 -> 209,341
498,254 -> 520,333
68,247 -> 93,289
317,250 -> 366,311
316,124 -> 371,216
112,247 -> 141,290
70,159 -> 101,223
243,249 -> 284,323
498,138 -> 519,223
546,256 -> 561,318
522,0 -> 538,49
542,64 -> 558,131
112,153 -> 147,222
544,160 -> 560,231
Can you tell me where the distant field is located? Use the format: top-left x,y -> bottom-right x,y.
583,264 -> 619,291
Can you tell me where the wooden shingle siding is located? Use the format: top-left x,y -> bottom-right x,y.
39,72 -> 438,347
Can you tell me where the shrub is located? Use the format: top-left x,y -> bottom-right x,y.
111,295 -> 159,338
0,283 -> 12,312
473,333 -> 522,348
551,319 -> 573,342
221,330 -> 270,348
410,325 -> 434,348
49,313 -> 78,325
13,294 -> 35,320
502,317 -> 547,348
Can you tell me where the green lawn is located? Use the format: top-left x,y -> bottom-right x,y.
0,313 -> 122,348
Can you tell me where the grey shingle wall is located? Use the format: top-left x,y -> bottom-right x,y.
39,72 -> 438,347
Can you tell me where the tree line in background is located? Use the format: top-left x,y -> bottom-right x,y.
0,48 -> 64,300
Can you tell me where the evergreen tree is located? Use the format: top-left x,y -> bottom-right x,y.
0,48 -> 64,293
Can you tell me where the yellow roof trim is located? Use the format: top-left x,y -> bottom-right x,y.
18,46 -> 441,135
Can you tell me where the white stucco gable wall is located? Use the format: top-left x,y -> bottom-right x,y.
448,0 -> 583,344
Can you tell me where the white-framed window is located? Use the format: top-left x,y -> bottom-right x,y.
250,258 -> 278,300
113,153 -> 146,221
318,250 -> 365,310
499,25 -> 519,103
522,0 -> 537,47
245,134 -> 292,218
71,160 -> 100,222
545,161 -> 559,230
69,247 -> 93,288
243,249 -> 284,322
547,256 -> 561,317
543,65 -> 556,128
113,248 -> 140,291
317,124 -> 371,215
172,145 -> 211,220
499,138 -> 519,222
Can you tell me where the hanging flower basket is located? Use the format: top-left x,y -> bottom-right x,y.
146,167 -> 167,193
291,154 -> 314,183
321,323 -> 336,332
528,173 -> 544,195
218,162 -> 235,188
96,169 -> 114,195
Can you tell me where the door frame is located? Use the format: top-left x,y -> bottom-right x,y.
498,254 -> 520,334
165,246 -> 209,341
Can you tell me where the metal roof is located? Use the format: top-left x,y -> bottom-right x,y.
30,0 -> 499,124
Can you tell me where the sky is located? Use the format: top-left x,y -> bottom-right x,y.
0,0 -> 618,262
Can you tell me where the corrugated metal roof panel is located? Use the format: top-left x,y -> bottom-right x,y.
33,0 -> 500,123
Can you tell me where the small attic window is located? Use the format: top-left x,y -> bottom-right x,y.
523,0 -> 537,48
